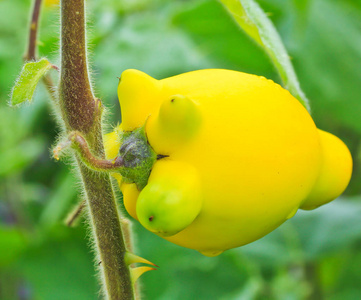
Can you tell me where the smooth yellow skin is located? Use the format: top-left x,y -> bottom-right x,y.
301,130 -> 352,210
105,69 -> 352,256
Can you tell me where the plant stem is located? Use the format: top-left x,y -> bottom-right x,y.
59,0 -> 134,299
26,0 -> 58,104
65,199 -> 86,227
27,0 -> 42,61
54,131 -> 124,171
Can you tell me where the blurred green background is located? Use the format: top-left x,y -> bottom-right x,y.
1,0 -> 361,299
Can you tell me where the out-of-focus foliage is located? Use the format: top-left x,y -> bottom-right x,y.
0,0 -> 360,299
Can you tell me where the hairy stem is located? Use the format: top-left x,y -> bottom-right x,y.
54,131 -> 124,171
59,0 -> 134,299
65,199 -> 86,227
27,0 -> 42,61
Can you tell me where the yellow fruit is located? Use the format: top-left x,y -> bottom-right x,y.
301,130 -> 352,210
105,69 -> 352,256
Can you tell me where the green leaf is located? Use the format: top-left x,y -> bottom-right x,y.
219,0 -> 310,111
292,198 -> 361,259
239,198 -> 361,263
10,58 -> 52,106
172,0 -> 272,76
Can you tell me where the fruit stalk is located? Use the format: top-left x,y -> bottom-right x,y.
59,0 -> 134,299
54,131 -> 124,172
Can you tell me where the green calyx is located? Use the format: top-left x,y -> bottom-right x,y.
53,126 -> 157,190
118,126 -> 157,190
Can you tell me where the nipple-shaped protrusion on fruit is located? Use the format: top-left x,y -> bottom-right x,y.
118,69 -> 163,131
158,95 -> 201,136
136,160 -> 202,237
301,129 -> 352,210
147,94 -> 201,154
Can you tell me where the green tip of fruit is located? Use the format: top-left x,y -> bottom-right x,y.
136,166 -> 202,237
158,94 -> 201,138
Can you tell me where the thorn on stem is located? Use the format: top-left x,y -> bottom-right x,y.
130,266 -> 156,284
65,200 -> 86,227
124,252 -> 159,268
